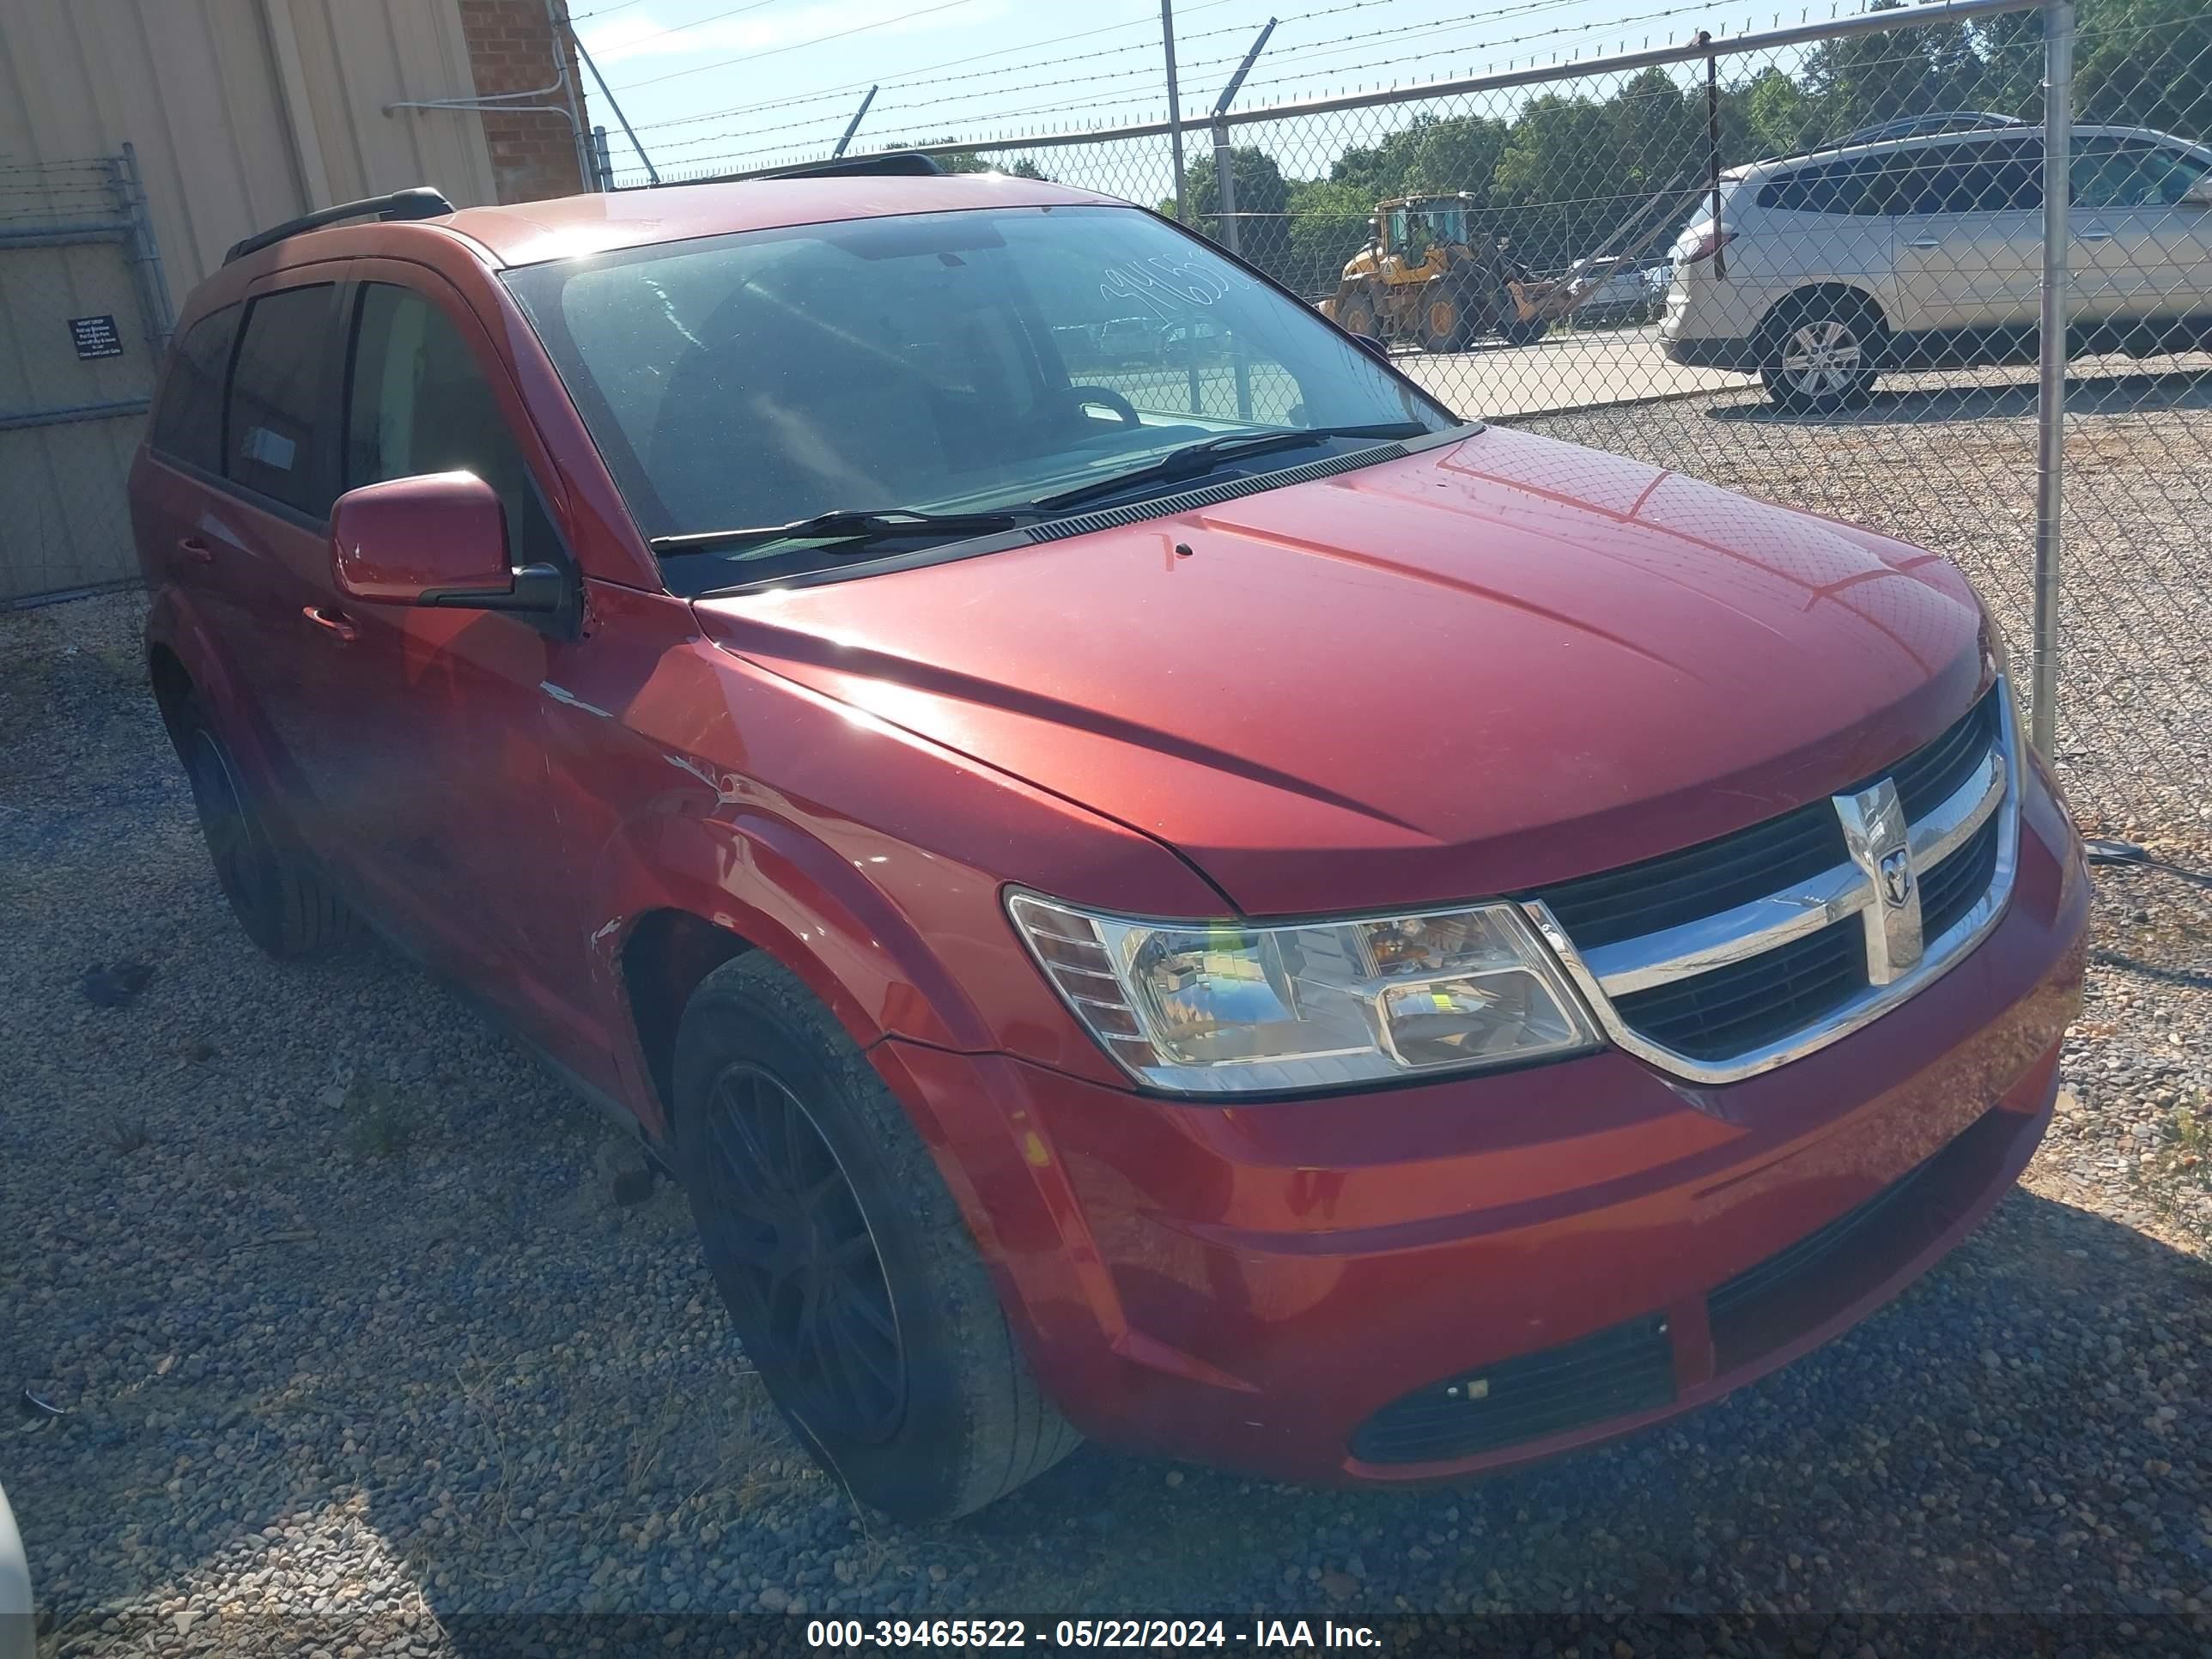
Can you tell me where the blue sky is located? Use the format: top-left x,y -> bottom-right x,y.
571,0 -> 1811,185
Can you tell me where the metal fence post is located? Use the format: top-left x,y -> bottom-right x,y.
1211,118 -> 1238,255
592,125 -> 614,191
109,142 -> 174,353
1161,0 -> 1189,223
2032,0 -> 2073,760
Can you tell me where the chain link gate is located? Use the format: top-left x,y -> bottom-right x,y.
0,148 -> 174,608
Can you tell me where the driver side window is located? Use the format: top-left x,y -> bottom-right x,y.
344,283 -> 559,567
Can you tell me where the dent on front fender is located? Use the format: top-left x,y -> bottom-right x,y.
544,581 -> 1212,1101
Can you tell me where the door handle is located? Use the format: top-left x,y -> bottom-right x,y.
301,605 -> 359,644
2076,228 -> 2113,242
176,536 -> 215,564
1906,236 -> 1944,249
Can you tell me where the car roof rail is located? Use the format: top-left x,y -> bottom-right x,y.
760,151 -> 947,180
223,187 -> 455,265
1837,111 -> 2027,146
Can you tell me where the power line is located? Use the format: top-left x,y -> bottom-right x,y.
607,0 -> 987,92
574,0 -> 783,56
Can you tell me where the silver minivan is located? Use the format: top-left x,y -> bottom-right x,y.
1661,117 -> 2212,410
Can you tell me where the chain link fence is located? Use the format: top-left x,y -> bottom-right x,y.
675,0 -> 2210,905
0,149 -> 173,607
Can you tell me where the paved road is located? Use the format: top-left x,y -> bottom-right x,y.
1390,323 -> 1752,418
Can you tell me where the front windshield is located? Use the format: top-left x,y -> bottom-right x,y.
1429,205 -> 1467,245
501,203 -> 1457,585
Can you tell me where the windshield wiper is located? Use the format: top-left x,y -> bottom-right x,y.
652,506 -> 1031,558
1028,422 -> 1433,513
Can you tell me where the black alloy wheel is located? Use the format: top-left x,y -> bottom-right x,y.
696,1060 -> 906,1444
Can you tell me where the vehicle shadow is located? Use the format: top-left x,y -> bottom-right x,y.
1711,361 -> 2212,428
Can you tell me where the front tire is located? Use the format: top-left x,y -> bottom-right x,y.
1335,289 -> 1378,340
1761,294 -> 1882,412
1419,277 -> 1470,353
673,953 -> 1080,1522
173,698 -> 356,959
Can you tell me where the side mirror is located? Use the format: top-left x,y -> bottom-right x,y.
1352,331 -> 1389,362
329,471 -> 563,617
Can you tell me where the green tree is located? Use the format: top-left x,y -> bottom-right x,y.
1188,146 -> 1295,282
1285,179 -> 1375,300
2075,0 -> 2212,137
1491,93 -> 1616,269
1741,64 -> 1821,158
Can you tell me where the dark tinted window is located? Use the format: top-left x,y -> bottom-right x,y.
2073,136 -> 2212,208
1875,139 -> 2043,215
345,283 -> 556,566
1757,155 -> 1888,215
226,284 -> 337,515
149,305 -> 240,472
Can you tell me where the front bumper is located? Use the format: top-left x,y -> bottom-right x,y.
872,765 -> 2089,1486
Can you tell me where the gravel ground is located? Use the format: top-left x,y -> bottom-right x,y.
3,530 -> 2209,1655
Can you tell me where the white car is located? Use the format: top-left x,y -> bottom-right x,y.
1660,115 -> 2212,410
0,1480 -> 29,1659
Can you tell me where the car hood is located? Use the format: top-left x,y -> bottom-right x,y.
692,427 -> 1992,916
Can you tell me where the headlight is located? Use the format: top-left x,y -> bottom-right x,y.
1006,890 -> 1601,1096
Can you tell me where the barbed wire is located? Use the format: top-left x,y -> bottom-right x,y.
648,0 -> 1814,174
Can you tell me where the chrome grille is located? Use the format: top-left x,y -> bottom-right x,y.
1526,680 -> 2019,1084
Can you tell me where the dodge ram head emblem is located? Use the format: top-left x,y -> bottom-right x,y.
1879,847 -> 1914,908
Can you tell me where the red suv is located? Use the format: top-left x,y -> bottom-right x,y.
131,160 -> 2088,1522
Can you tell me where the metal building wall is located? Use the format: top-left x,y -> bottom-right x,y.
0,0 -> 502,600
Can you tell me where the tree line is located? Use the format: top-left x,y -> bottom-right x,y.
1105,0 -> 2212,300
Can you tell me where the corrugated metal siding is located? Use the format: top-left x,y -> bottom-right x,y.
0,0 -> 498,294
0,0 -> 502,600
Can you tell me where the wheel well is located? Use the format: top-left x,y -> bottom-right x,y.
1759,283 -> 1889,345
620,908 -> 755,1125
148,645 -> 192,743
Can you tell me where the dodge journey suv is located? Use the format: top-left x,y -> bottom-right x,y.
131,157 -> 2088,1521
1662,114 -> 2212,410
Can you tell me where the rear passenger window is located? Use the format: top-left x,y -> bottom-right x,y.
345,283 -> 557,567
226,284 -> 337,516
1877,142 -> 2042,215
150,305 -> 240,473
1757,155 -> 1887,215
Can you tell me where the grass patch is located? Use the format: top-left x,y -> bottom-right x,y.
102,1116 -> 150,1156
2131,1093 -> 2212,1247
341,1075 -> 422,1161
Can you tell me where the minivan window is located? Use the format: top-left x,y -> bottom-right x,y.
502,204 -> 1455,585
1875,139 -> 2042,216
2073,137 -> 2212,209
226,284 -> 337,517
345,283 -> 558,566
1757,155 -> 1888,215
149,304 -> 240,474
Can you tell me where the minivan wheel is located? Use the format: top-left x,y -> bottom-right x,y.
673,953 -> 1081,1522
1761,296 -> 1881,412
174,700 -> 356,959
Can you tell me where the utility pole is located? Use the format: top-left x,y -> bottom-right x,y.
1161,0 -> 1189,222
834,87 -> 879,158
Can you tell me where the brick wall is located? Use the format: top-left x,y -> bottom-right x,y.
457,0 -> 589,204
